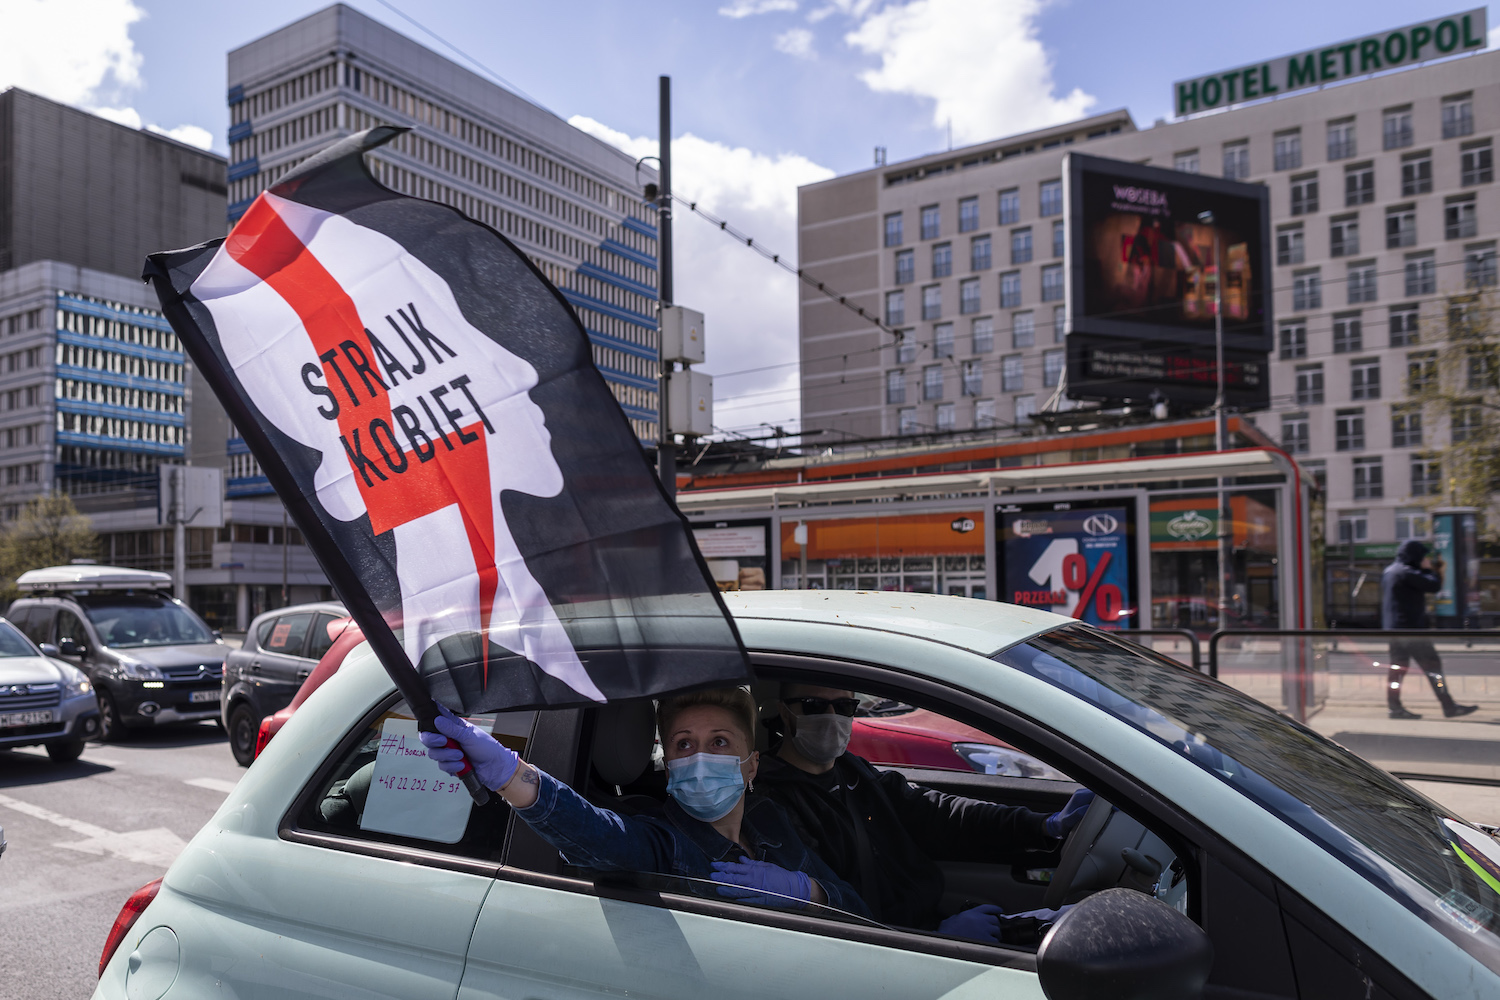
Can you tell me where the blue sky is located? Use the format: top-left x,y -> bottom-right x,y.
0,0 -> 1493,431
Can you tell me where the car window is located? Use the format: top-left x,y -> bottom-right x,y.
16,605 -> 54,644
846,695 -> 1068,779
254,615 -> 278,650
7,607 -> 35,640
80,596 -> 214,647
296,697 -> 535,861
55,609 -> 88,645
307,614 -> 341,662
0,620 -> 36,657
264,613 -> 313,657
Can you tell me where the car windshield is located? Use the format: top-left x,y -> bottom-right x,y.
0,620 -> 36,657
80,597 -> 215,648
996,624 -> 1500,973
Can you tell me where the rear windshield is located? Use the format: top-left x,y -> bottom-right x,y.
996,624 -> 1500,973
0,620 -> 36,657
79,596 -> 215,648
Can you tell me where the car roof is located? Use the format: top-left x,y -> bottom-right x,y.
720,590 -> 1073,656
15,564 -> 172,592
250,602 -> 348,624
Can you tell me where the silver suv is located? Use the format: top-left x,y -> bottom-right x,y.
0,614 -> 99,760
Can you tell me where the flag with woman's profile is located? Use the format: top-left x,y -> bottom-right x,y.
143,126 -> 750,718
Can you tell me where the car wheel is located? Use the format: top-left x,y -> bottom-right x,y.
45,737 -> 86,763
96,689 -> 129,743
228,704 -> 259,767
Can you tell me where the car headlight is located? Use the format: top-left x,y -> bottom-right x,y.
952,742 -> 1070,781
65,677 -> 92,696
118,659 -> 163,681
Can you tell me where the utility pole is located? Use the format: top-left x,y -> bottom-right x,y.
1199,210 -> 1232,630
281,506 -> 289,607
169,467 -> 186,601
657,75 -> 676,501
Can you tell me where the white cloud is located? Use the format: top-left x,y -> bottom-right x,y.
570,115 -> 834,434
1489,23 -> 1500,49
718,0 -> 798,17
89,105 -> 143,129
845,0 -> 1095,144
148,123 -> 214,151
774,28 -> 816,59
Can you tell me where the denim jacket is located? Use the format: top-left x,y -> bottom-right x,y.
515,769 -> 870,918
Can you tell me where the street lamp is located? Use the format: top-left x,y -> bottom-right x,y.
1198,209 -> 1232,629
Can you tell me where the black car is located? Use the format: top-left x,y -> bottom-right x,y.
222,601 -> 345,765
9,566 -> 228,741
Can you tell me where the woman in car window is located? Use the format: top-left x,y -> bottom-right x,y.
422,686 -> 869,917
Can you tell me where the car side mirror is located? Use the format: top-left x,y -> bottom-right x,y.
1037,888 -> 1212,1000
59,639 -> 85,657
39,642 -> 59,657
213,629 -> 223,640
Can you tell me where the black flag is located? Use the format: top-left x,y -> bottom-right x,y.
144,127 -> 751,728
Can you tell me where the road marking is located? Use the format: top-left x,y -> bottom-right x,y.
184,777 -> 238,794
84,755 -> 126,767
0,791 -> 187,869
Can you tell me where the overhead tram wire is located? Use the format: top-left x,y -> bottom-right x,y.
369,0 -> 552,112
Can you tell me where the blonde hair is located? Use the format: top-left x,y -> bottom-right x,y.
656,686 -> 757,748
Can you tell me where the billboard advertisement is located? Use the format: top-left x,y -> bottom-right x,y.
996,498 -> 1136,629
1065,153 -> 1272,409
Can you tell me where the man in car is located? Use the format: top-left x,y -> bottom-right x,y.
1382,539 -> 1478,719
754,682 -> 1093,943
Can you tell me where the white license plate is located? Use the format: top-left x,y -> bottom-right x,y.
189,690 -> 220,704
0,709 -> 53,728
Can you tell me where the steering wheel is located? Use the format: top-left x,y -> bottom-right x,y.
1042,792 -> 1114,910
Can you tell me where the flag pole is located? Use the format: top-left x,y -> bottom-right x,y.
657,75 -> 676,501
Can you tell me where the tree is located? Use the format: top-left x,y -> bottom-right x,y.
0,492 -> 98,598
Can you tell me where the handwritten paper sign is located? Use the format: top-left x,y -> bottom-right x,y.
359,717 -> 474,843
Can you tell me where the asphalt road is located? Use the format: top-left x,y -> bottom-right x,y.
0,722 -> 241,1000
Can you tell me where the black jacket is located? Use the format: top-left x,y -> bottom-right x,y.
1382,539 -> 1442,629
753,753 -> 1054,930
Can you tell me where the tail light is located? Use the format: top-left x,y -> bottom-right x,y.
99,877 -> 162,977
254,716 -> 274,759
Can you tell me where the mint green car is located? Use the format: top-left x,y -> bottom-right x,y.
95,592 -> 1500,999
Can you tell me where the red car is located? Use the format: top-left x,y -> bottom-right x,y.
850,699 -> 1067,779
252,617 -> 364,760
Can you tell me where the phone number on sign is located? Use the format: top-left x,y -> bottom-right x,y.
373,775 -> 464,794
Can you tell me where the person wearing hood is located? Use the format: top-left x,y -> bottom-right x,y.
1381,539 -> 1478,719
753,683 -> 1092,944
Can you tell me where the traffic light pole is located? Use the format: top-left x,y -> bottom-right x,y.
657,75 -> 676,502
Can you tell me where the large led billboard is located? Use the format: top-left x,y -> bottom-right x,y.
1064,153 -> 1272,409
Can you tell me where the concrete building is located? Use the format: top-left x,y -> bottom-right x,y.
799,46 -> 1500,622
225,2 -> 661,465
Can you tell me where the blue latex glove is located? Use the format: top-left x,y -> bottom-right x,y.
709,858 -> 812,909
416,704 -> 519,791
939,903 -> 1003,941
1044,788 -> 1095,838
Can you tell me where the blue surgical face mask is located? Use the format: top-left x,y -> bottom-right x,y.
666,751 -> 748,822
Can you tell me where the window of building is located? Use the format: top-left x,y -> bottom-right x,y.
1442,93 -> 1474,140
998,188 -> 1020,225
1281,412 -> 1310,454
1053,305 -> 1066,343
1223,140 -> 1250,180
1174,150 -> 1200,173
1347,261 -> 1377,304
1467,351 -> 1492,392
1392,405 -> 1423,448
970,234 -> 992,271
1290,173 -> 1318,215
1344,162 -> 1374,206
1446,195 -> 1478,240
1452,402 -> 1482,444
920,204 -> 940,240
898,407 -> 917,435
1292,269 -> 1321,311
1276,225 -> 1304,265
1408,351 -> 1437,394
958,196 -> 979,233
922,284 -> 942,320
1279,321 -> 1307,359
1396,507 -> 1430,540
1303,459 -> 1328,491
896,330 -> 916,363
1327,118 -> 1356,160
1043,348 -> 1064,388
1010,227 -> 1033,264
1000,271 -> 1021,309
885,369 -> 906,405
1401,151 -> 1433,196
1461,140 -> 1493,186
1274,130 -> 1302,171
1041,264 -> 1064,303
923,364 -> 943,400
1002,354 -> 1024,392
932,242 -> 953,278
1039,180 -> 1063,217
1353,457 -> 1384,499
894,249 -> 914,284
971,317 -> 994,354
1465,242 -> 1497,289
934,322 -> 954,358
1338,509 -> 1369,543
1333,313 -> 1363,353
936,402 -> 956,431
1451,296 -> 1483,336
1383,106 -> 1413,150
1389,304 -> 1420,346
960,361 -> 982,397
1335,408 -> 1365,451
1012,310 -> 1035,348
1386,205 -> 1416,249
1329,215 -> 1359,257
1014,394 -> 1036,425
1051,220 -> 1065,258
885,289 -> 905,326
1296,364 -> 1324,405
959,278 -> 981,315
1403,252 -> 1436,296
1350,358 -> 1380,400
884,212 -> 903,247
974,398 -> 996,429
1411,455 -> 1441,496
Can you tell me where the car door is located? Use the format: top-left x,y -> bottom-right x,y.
252,612 -> 314,716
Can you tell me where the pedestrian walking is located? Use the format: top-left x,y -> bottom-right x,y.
1381,540 -> 1478,720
